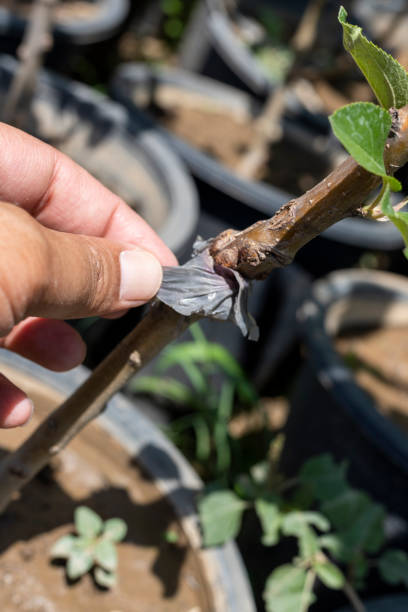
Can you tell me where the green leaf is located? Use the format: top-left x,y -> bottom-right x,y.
321,489 -> 370,532
255,497 -> 283,546
158,342 -> 258,405
74,506 -> 103,538
282,512 -> 329,559
338,6 -> 408,109
381,184 -> 408,258
50,534 -> 78,559
94,539 -> 117,572
264,565 -> 316,612
130,376 -> 197,408
192,416 -> 211,462
321,489 -> 385,558
314,561 -> 345,590
198,489 -> 247,547
164,529 -> 179,544
103,518 -> 127,543
66,548 -> 94,580
378,549 -> 408,587
94,567 -> 116,589
283,511 -> 330,532
318,534 -> 344,557
332,501 -> 385,560
329,103 -> 401,191
298,454 -> 349,502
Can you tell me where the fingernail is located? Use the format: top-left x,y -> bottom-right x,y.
3,398 -> 34,428
120,249 -> 162,303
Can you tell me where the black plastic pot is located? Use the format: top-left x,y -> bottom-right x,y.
0,0 -> 130,47
179,0 -> 340,98
281,269 -> 408,521
336,594 -> 408,612
110,63 -> 405,276
179,0 -> 273,96
0,348 -> 256,612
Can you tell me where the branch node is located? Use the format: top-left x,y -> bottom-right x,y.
129,350 -> 142,369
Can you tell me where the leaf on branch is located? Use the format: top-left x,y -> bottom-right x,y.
380,185 -> 408,258
74,506 -> 103,538
322,491 -> 385,560
298,454 -> 348,502
255,496 -> 283,546
338,6 -> 408,109
282,511 -> 329,559
329,102 -> 401,191
313,561 -> 345,590
198,488 -> 247,547
378,549 -> 408,587
264,565 -> 316,612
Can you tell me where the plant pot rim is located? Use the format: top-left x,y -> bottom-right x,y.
205,1 -> 273,96
0,54 -> 199,260
334,592 -> 408,612
297,268 -> 408,474
111,62 -> 404,251
0,348 -> 256,612
0,0 -> 130,45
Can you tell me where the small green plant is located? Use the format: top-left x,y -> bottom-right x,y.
50,506 -> 127,588
198,452 -> 408,612
130,323 -> 262,481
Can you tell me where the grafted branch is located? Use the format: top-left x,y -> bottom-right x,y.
210,105 -> 408,279
0,107 -> 408,515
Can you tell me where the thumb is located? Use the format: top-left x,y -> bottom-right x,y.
0,203 -> 163,332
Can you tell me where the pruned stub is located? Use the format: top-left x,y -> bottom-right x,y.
209,228 -> 291,280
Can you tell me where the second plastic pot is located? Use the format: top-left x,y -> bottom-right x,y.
281,269 -> 408,521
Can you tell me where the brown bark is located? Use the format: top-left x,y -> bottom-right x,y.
210,105 -> 408,279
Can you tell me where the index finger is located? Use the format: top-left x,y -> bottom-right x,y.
0,122 -> 177,267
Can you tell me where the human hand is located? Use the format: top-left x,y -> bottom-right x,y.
0,122 -> 177,428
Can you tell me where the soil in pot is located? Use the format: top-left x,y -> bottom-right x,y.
0,364 -> 212,612
337,325 -> 408,437
0,1 -> 101,24
144,86 -> 332,196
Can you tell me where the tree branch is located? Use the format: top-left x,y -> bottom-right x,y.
0,303 -> 194,513
210,105 -> 408,279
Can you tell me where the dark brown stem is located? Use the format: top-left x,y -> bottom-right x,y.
0,303 -> 195,513
211,105 -> 408,279
343,581 -> 366,612
2,0 -> 57,125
